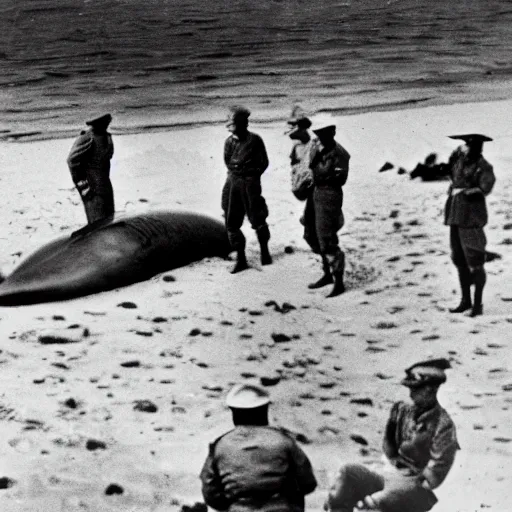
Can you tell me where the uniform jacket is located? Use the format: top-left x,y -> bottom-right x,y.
383,401 -> 460,490
200,426 -> 317,512
444,146 -> 495,227
224,132 -> 269,177
309,140 -> 350,188
67,129 -> 114,195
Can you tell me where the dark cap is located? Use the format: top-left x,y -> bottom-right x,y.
228,105 -> 251,119
288,105 -> 312,129
86,113 -> 113,127
448,134 -> 493,144
225,383 -> 270,409
401,358 -> 452,388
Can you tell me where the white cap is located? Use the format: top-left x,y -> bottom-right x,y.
311,113 -> 336,133
225,383 -> 271,409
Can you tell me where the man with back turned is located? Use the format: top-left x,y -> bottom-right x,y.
200,383 -> 317,512
67,113 -> 115,225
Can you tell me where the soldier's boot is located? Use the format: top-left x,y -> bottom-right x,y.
468,266 -> 485,317
308,256 -> 333,289
231,249 -> 249,274
257,225 -> 272,266
327,251 -> 346,299
228,229 -> 249,274
449,266 -> 472,313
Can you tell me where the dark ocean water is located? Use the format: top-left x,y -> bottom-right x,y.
1,0 -> 512,140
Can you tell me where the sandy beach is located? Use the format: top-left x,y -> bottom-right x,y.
0,95 -> 511,512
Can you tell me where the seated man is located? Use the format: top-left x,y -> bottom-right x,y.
325,359 -> 460,512
200,383 -> 317,512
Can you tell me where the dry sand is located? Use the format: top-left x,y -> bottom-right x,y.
0,99 -> 511,512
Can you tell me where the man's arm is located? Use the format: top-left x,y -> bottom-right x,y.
421,418 -> 459,489
199,446 -> 230,511
382,402 -> 401,464
254,135 -> 269,174
289,441 -> 317,495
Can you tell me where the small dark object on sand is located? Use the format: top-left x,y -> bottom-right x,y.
378,162 -> 394,173
105,483 -> 124,495
410,153 -> 450,181
181,503 -> 208,512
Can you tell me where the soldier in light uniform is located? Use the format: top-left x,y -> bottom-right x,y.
444,134 -> 496,317
325,359 -> 459,512
67,113 -> 115,225
304,113 -> 350,298
222,106 -> 272,273
287,106 -> 314,201
200,384 -> 317,512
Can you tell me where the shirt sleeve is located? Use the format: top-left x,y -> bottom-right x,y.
382,402 -> 401,463
422,417 -> 459,489
67,132 -> 93,183
289,441 -> 317,495
199,444 -> 230,511
224,137 -> 234,168
256,135 -> 269,173
477,161 -> 496,196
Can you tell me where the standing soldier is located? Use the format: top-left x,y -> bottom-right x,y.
200,383 -> 317,512
325,359 -> 459,512
444,134 -> 495,317
222,106 -> 271,273
67,113 -> 115,225
287,106 -> 314,201
304,113 -> 350,298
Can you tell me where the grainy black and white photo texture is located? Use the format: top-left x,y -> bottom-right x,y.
0,1 -> 511,511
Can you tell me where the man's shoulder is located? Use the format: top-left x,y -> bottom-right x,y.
247,131 -> 265,144
334,141 -> 350,160
478,155 -> 493,171
436,405 -> 457,430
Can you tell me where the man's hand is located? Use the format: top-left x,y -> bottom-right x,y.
76,180 -> 92,199
356,494 -> 379,509
463,187 -> 483,197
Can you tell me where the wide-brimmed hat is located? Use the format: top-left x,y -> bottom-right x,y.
287,105 -> 312,129
86,113 -> 112,127
448,134 -> 493,144
225,383 -> 270,409
401,358 -> 452,388
311,113 -> 336,133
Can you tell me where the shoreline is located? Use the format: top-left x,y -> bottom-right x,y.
3,76 -> 512,143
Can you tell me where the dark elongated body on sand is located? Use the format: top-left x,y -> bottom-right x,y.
0,211 -> 231,306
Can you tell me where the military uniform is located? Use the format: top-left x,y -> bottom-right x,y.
222,131 -> 270,251
67,114 -> 115,224
326,359 -> 459,512
444,145 -> 495,268
303,129 -> 350,296
200,426 -> 317,512
201,383 -> 317,512
443,134 -> 495,316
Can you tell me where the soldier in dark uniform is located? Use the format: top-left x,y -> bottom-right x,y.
67,113 -> 115,225
325,359 -> 459,512
200,384 -> 317,512
222,106 -> 271,273
444,134 -> 496,317
304,114 -> 350,298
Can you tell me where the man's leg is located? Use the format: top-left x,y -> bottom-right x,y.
326,248 -> 346,298
449,226 -> 472,313
460,227 -> 488,317
325,463 -> 384,512
223,177 -> 248,273
245,177 -> 272,266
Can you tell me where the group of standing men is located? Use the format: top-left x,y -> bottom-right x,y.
65,107 -> 496,311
